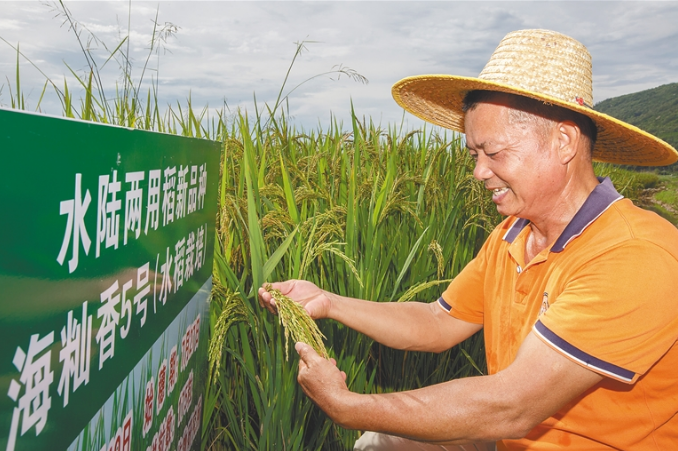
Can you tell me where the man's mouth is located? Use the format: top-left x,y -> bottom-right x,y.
489,186 -> 510,204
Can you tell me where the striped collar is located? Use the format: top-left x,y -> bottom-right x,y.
502,177 -> 623,252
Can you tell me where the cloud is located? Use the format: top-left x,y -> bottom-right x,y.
1,1 -> 677,131
0,18 -> 26,31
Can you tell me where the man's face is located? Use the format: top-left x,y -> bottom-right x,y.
464,101 -> 565,221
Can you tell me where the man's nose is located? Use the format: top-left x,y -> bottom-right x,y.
472,155 -> 493,181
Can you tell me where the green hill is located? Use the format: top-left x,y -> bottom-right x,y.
595,82 -> 678,151
595,83 -> 678,225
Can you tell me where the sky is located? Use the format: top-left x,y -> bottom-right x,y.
1,1 -> 677,132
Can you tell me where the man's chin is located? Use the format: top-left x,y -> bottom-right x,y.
494,204 -> 518,218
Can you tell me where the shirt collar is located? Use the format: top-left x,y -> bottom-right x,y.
502,177 -> 623,252
502,217 -> 530,243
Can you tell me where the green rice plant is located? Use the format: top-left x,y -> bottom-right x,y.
594,162 -> 649,201
655,179 -> 678,205
633,171 -> 661,190
208,285 -> 247,380
208,277 -> 338,450
209,107 -> 498,449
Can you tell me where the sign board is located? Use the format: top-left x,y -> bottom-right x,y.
0,109 -> 220,451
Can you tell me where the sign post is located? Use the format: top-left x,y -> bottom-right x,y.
0,109 -> 220,451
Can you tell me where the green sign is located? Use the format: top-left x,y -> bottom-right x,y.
0,109 -> 220,451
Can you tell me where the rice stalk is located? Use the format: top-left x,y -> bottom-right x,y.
208,285 -> 247,380
265,284 -> 329,361
396,279 -> 453,303
313,243 -> 364,288
428,240 -> 444,279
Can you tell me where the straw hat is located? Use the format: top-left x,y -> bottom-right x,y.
392,29 -> 678,166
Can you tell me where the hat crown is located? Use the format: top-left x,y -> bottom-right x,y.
478,29 -> 593,108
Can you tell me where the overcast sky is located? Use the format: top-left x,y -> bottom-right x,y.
1,1 -> 677,131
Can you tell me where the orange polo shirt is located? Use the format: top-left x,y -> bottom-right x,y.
440,178 -> 678,449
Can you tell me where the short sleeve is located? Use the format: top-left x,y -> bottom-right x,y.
535,240 -> 678,383
439,239 -> 490,325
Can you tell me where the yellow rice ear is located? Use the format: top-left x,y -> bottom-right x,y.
268,287 -> 329,361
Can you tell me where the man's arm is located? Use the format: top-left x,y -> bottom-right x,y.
295,331 -> 603,443
259,280 -> 482,353
325,292 -> 482,352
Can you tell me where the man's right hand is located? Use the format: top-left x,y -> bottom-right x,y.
258,280 -> 333,320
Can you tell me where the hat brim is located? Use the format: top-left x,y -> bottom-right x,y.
392,75 -> 678,167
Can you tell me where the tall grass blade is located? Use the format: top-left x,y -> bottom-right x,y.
390,226 -> 429,301
263,226 -> 298,282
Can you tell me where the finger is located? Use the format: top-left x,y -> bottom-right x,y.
295,342 -> 319,364
296,344 -> 309,383
257,287 -> 267,307
262,280 -> 287,293
257,287 -> 278,314
340,371 -> 347,381
329,358 -> 337,366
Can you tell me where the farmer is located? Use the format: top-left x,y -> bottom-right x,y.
259,29 -> 678,450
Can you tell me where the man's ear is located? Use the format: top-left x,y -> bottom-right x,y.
556,120 -> 581,165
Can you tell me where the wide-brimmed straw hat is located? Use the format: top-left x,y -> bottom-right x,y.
392,29 -> 678,166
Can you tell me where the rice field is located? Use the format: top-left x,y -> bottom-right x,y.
205,112 -> 499,449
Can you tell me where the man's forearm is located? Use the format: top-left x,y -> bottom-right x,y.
327,373 -> 521,443
323,292 -> 476,352
301,333 -> 604,445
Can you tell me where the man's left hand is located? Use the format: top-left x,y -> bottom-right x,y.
295,342 -> 352,423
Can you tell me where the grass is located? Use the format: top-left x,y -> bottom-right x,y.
655,176 -> 678,205
649,174 -> 678,226
598,166 -> 678,227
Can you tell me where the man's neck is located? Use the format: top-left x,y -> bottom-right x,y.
525,171 -> 600,262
